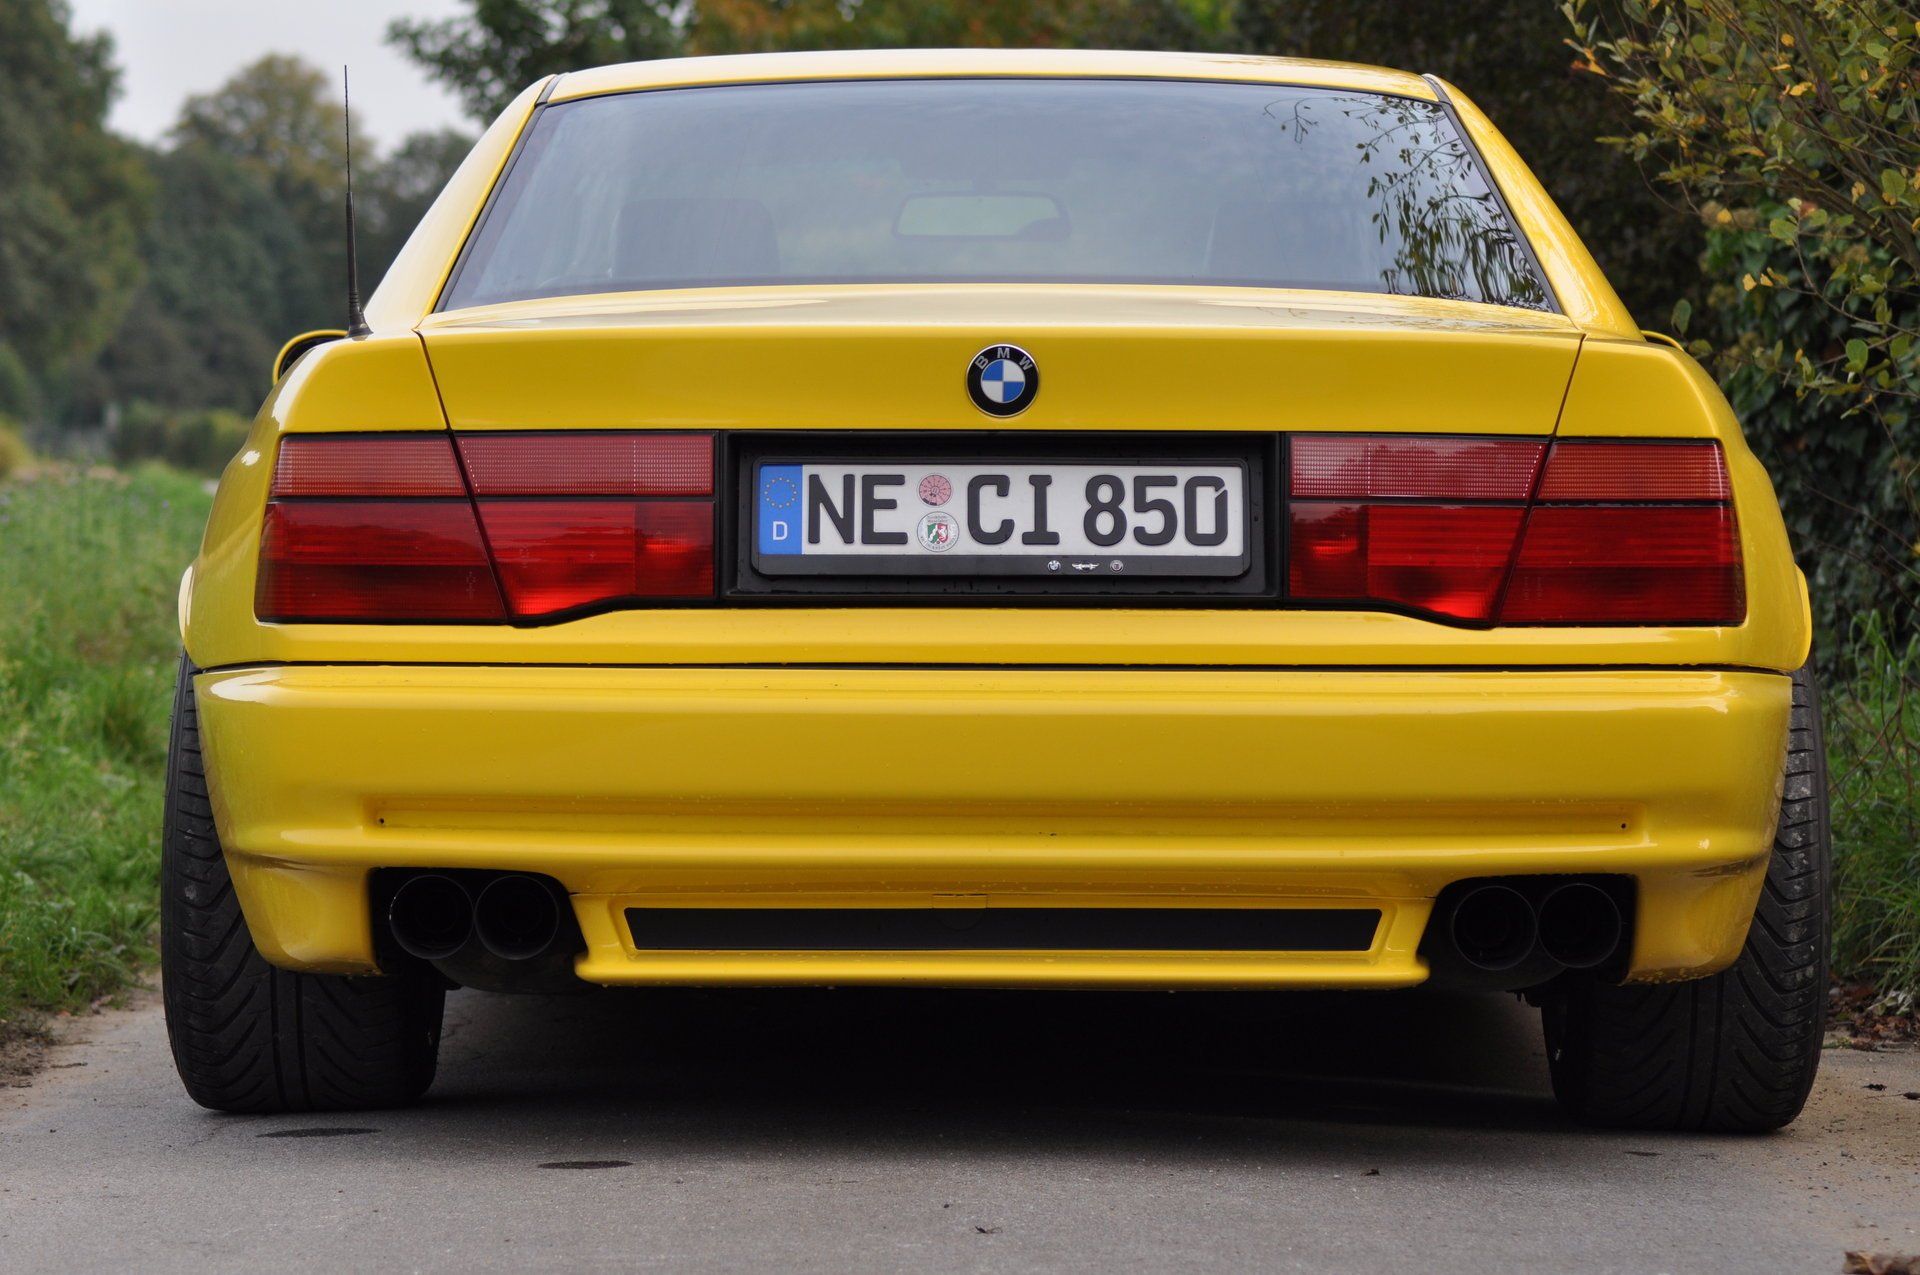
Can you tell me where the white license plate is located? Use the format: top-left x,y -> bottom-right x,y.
753,461 -> 1249,577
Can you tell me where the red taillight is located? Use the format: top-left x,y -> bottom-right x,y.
1534,441 -> 1732,502
257,502 -> 505,621
459,433 -> 712,496
481,501 -> 715,616
465,432 -> 715,615
1290,435 -> 1544,501
1289,503 -> 1525,621
258,432 -> 716,623
1286,435 -> 1743,626
1288,436 -> 1543,622
270,435 -> 467,497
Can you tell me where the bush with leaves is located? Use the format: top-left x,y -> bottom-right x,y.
110,402 -> 249,475
1566,0 -> 1920,666
0,417 -> 30,481
1680,207 -> 1918,661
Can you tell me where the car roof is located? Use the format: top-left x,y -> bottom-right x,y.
546,48 -> 1439,105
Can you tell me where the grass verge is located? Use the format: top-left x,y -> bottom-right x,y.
0,463 -> 211,1034
1828,616 -> 1920,1003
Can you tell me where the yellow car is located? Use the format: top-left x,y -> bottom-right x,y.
162,50 -> 1826,1130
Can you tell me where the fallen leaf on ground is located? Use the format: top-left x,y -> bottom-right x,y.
1845,1252 -> 1920,1274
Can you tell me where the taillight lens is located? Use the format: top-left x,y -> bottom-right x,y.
269,436 -> 468,498
1534,441 -> 1732,502
257,501 -> 505,621
1288,436 -> 1542,622
257,432 -> 716,623
1286,435 -> 1743,626
1507,441 -> 1742,624
458,432 -> 715,616
1289,503 -> 1525,621
480,501 -> 715,617
1290,435 -> 1544,501
459,432 -> 712,496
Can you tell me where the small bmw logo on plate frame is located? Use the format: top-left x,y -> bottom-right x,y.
967,344 -> 1039,417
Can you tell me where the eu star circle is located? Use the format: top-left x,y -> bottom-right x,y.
967,344 -> 1039,417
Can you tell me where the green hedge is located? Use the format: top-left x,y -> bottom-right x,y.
112,402 -> 250,475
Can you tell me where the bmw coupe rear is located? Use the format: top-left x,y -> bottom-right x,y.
162,51 -> 1826,1130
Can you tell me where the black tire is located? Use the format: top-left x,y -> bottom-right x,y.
1543,663 -> 1829,1132
161,655 -> 444,1112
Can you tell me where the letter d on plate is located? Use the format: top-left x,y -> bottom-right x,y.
758,465 -> 803,556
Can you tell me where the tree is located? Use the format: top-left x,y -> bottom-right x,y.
1567,0 -> 1920,656
361,129 -> 477,287
172,55 -> 356,274
80,57 -> 470,425
689,0 -> 1230,54
81,144 -> 321,421
390,0 -> 1232,117
389,0 -> 684,120
0,0 -> 149,423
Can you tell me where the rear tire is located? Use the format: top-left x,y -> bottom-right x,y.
1542,663 -> 1828,1132
161,655 -> 444,1112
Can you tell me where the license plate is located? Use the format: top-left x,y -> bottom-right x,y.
753,461 -> 1249,577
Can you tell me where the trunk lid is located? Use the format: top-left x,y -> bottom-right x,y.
417,286 -> 1581,435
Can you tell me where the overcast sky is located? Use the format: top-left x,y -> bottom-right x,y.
68,0 -> 476,151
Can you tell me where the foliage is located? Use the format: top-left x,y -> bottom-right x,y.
1828,616 -> 1920,997
689,0 -> 1230,54
68,60 -> 472,426
1689,209 -> 1917,659
173,54 -> 355,274
0,419 -> 30,482
79,144 -> 325,421
0,0 -> 149,419
361,128 -> 481,274
391,0 -> 685,120
111,404 -> 250,476
0,350 -> 35,424
1568,0 -> 1920,664
388,0 -> 1234,113
0,466 -> 213,1022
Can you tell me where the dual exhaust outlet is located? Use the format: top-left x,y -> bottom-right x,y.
1429,878 -> 1628,989
387,873 -> 580,990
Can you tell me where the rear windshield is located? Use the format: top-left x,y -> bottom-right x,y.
443,78 -> 1554,311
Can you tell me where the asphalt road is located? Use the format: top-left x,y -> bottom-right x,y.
3,985 -> 1916,1274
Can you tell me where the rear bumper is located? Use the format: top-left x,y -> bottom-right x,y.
195,665 -> 1791,988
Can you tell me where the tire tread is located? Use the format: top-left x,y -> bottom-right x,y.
160,655 -> 443,1113
1545,664 -> 1828,1133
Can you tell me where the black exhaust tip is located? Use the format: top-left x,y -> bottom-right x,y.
473,874 -> 564,961
1448,884 -> 1538,972
1537,881 -> 1625,970
388,874 -> 474,962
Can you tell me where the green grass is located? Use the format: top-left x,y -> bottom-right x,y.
1828,618 -> 1920,1000
0,464 -> 212,1027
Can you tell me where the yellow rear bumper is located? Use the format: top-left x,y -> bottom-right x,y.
195,665 -> 1790,988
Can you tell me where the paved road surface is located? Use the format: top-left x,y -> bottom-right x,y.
3,986 -> 1916,1274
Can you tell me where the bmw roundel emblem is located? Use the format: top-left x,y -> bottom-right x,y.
967,344 -> 1039,417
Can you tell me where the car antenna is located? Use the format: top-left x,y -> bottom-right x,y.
343,67 -> 371,339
